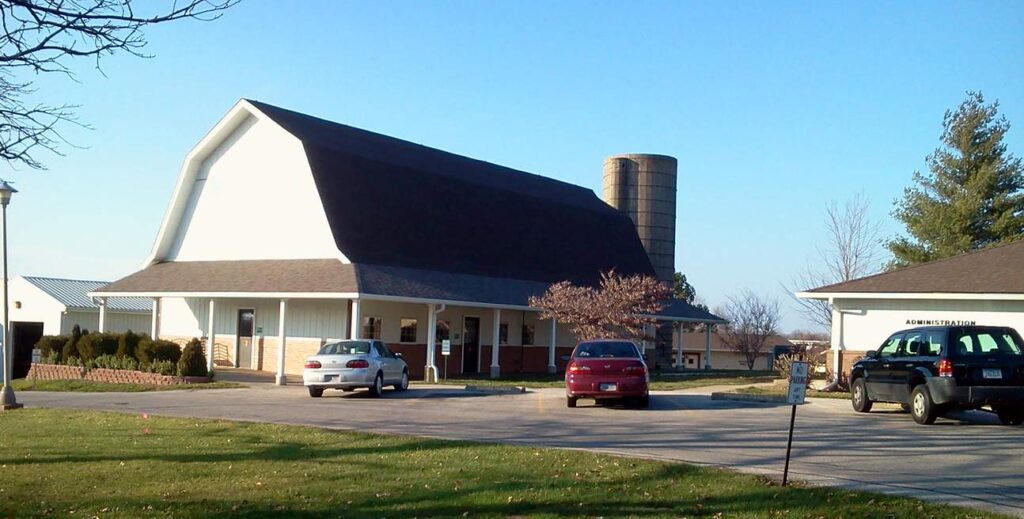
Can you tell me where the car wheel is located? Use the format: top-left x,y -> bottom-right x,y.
996,408 -> 1024,426
395,370 -> 409,391
851,378 -> 872,413
566,396 -> 577,408
307,386 -> 324,398
368,372 -> 384,398
911,385 -> 938,425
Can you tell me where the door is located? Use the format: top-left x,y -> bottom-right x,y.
867,333 -> 903,401
11,321 -> 44,379
462,317 -> 480,374
891,330 -> 929,403
374,341 -> 399,383
236,309 -> 255,369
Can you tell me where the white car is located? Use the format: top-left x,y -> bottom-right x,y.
303,339 -> 409,398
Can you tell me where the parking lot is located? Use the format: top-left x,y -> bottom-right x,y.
21,377 -> 1024,517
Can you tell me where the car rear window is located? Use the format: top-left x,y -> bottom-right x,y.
951,330 -> 1023,357
574,341 -> 639,358
318,341 -> 371,355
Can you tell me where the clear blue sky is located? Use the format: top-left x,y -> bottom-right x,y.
6,1 -> 1023,332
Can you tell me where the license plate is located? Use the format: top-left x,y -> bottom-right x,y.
324,374 -> 339,382
983,369 -> 1002,379
599,383 -> 617,392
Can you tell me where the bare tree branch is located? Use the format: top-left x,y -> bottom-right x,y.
0,0 -> 238,170
785,193 -> 885,332
717,291 -> 781,370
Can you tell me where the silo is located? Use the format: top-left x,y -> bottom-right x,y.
602,154 -> 677,282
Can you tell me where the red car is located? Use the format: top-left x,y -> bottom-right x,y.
565,339 -> 650,408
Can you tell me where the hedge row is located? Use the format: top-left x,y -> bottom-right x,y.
35,327 -> 208,377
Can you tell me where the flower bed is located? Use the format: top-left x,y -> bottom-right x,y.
27,363 -> 212,386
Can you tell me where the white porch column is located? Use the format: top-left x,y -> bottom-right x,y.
150,298 -> 160,339
275,299 -> 288,385
97,297 -> 107,333
832,305 -> 844,377
490,308 -> 501,378
704,325 -> 712,370
547,318 -> 557,374
206,299 -> 216,373
349,299 -> 361,339
675,323 -> 684,371
425,303 -> 438,383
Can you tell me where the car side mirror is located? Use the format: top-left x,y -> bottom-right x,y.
559,355 -> 571,362
865,351 -> 877,359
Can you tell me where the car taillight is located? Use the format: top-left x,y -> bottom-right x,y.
568,363 -> 591,373
623,363 -> 646,375
304,360 -> 321,369
938,358 -> 953,377
346,359 -> 370,369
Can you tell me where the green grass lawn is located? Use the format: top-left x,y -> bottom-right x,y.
731,386 -> 853,400
428,371 -> 776,391
0,409 -> 1000,518
10,379 -> 246,392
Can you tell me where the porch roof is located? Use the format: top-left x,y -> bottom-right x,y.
92,259 -> 724,322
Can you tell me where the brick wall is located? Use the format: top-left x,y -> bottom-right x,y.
261,338 -> 323,376
27,363 -> 212,385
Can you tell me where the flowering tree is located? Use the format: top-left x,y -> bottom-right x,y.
529,271 -> 672,341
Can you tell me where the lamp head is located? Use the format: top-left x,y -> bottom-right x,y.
0,180 -> 16,207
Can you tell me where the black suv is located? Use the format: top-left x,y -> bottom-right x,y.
850,325 -> 1024,425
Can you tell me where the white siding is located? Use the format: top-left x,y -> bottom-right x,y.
3,277 -> 67,335
164,114 -> 341,262
61,311 -> 151,335
160,297 -> 348,341
831,297 -> 1024,353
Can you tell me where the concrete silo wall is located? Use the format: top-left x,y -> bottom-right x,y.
602,154 -> 677,282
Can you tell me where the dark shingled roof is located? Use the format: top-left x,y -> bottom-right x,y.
806,239 -> 1024,294
247,100 -> 656,286
99,260 -> 358,294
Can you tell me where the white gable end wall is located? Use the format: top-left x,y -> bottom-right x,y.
164,112 -> 341,262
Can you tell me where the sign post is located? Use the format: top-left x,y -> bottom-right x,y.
441,339 -> 451,382
783,361 -> 808,486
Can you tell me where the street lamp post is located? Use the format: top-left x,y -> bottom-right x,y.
0,179 -> 21,410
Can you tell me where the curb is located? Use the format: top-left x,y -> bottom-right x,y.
463,385 -> 528,394
710,392 -> 789,404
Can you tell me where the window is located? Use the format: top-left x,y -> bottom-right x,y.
925,331 -> 945,356
574,341 -> 640,359
878,334 -> 902,357
400,318 -> 418,343
362,316 -> 381,340
436,320 -> 451,344
318,340 -> 370,355
499,323 -> 509,345
901,331 -> 927,356
953,330 -> 1023,357
522,323 -> 535,346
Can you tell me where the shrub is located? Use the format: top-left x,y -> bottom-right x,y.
76,333 -> 103,361
177,338 -> 208,377
147,359 -> 177,376
34,335 -> 67,357
116,330 -> 141,358
136,339 -> 181,365
42,350 -> 60,365
62,325 -> 83,362
90,354 -> 140,372
98,333 -> 120,357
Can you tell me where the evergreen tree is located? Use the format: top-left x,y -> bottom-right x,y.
888,92 -> 1024,267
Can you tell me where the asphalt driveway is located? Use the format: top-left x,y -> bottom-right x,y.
18,377 -> 1024,517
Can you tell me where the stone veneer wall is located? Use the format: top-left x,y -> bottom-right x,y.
27,363 -> 212,385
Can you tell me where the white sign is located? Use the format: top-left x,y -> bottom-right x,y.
31,348 -> 41,363
787,361 -> 809,405
441,339 -> 451,356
